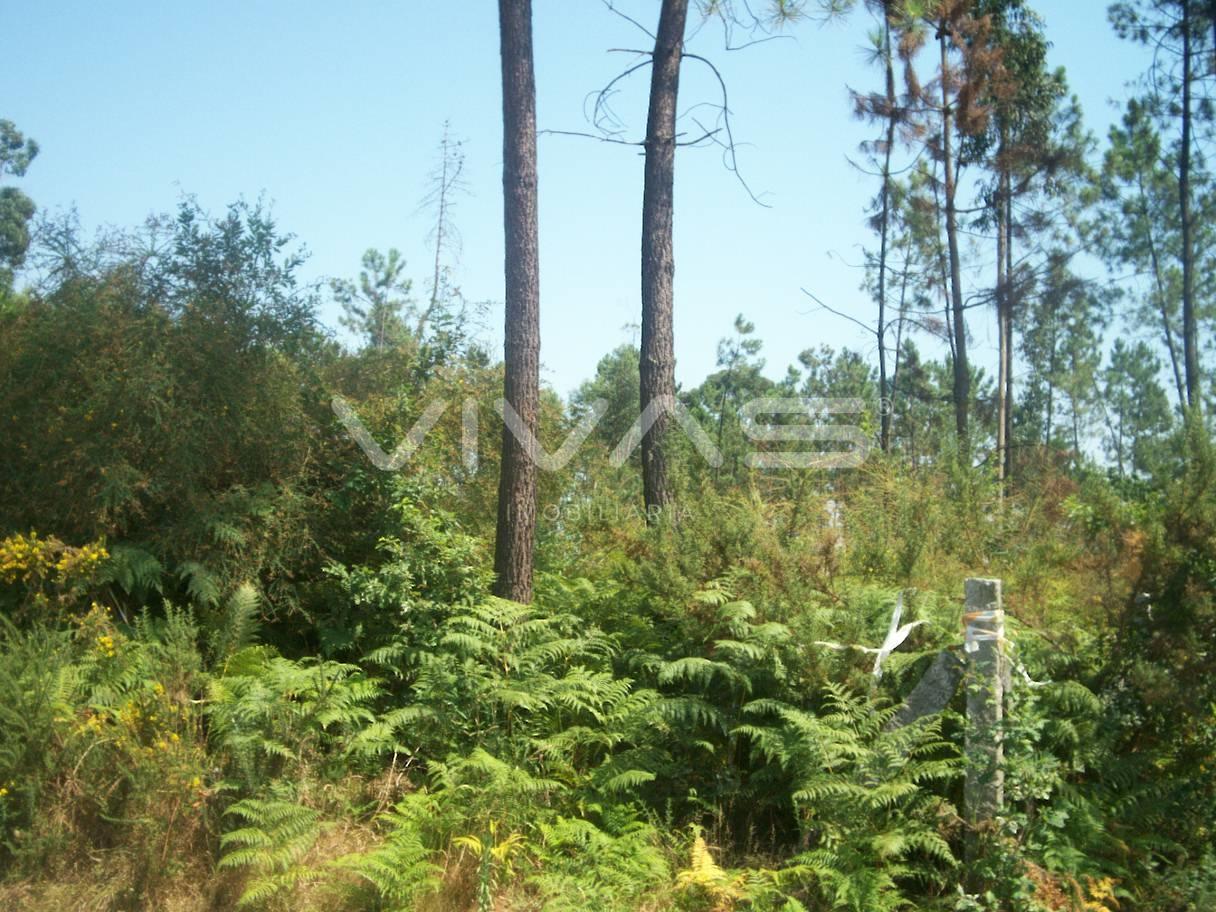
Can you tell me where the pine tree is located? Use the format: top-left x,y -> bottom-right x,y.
1111,0 -> 1213,413
639,0 -> 692,521
0,119 -> 38,296
1102,339 -> 1174,476
1093,96 -> 1204,414
330,248 -> 413,352
903,1 -> 1004,450
494,0 -> 542,602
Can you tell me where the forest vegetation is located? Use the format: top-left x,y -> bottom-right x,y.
1,1 -> 1215,910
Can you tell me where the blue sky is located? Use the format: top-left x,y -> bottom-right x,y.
7,1 -> 1149,398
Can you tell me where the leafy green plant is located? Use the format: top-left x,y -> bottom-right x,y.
454,820 -> 527,912
529,813 -> 672,912
219,796 -> 324,908
737,684 -> 961,912
0,617 -> 74,856
329,792 -> 441,911
206,650 -> 389,788
675,828 -> 749,911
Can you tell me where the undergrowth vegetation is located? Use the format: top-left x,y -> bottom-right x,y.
0,203 -> 1212,912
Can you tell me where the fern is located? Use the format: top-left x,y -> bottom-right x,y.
206,652 -> 386,786
103,543 -> 165,598
529,813 -> 671,912
0,618 -> 76,844
208,582 -> 261,669
219,797 -> 324,907
675,830 -> 749,910
599,767 -> 657,794
178,559 -> 222,608
737,685 -> 961,911
329,796 -> 441,911
402,596 -> 650,771
612,580 -> 799,828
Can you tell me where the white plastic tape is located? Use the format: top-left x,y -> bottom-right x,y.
963,610 -> 1004,654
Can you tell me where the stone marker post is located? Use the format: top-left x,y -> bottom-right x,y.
963,577 -> 1004,870
886,650 -> 965,731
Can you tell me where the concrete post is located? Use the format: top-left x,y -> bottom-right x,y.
963,577 -> 1004,867
886,650 -> 965,731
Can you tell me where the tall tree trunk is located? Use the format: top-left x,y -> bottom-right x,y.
1071,399 -> 1081,470
996,135 -> 1009,491
1211,0 -> 1216,72
1116,405 -> 1126,478
419,122 -> 462,340
1138,172 -> 1188,408
493,0 -> 541,602
1046,317 -> 1057,447
940,30 -> 970,447
1179,0 -> 1201,412
1003,186 -> 1015,484
930,158 -> 956,368
890,238 -> 913,453
640,0 -> 690,519
877,11 -> 898,454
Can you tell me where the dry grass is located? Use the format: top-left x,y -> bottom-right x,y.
0,862 -> 243,912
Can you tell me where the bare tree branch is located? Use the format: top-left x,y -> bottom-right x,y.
801,287 -> 880,336
683,51 -> 772,206
538,129 -> 644,147
601,0 -> 656,39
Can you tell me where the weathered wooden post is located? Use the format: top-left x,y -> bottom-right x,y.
963,577 -> 1004,871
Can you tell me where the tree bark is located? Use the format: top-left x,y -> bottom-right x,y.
640,0 -> 690,520
1179,0 -> 1201,412
493,0 -> 541,602
891,242 -> 912,451
877,11 -> 898,454
940,30 -> 970,448
1137,173 -> 1188,409
1210,0 -> 1216,74
1003,187 -> 1014,483
996,144 -> 1009,491
1046,316 -> 1057,447
930,159 -> 957,371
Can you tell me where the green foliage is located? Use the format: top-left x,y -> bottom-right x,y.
399,596 -> 657,784
530,814 -> 671,911
0,200 -> 328,619
2,86 -> 1215,910
330,794 -> 441,910
0,119 -> 38,294
571,343 -> 642,454
0,600 -> 212,892
738,684 -> 960,911
318,487 -> 491,661
0,618 -> 73,851
220,797 -> 325,907
209,582 -> 263,669
331,248 -> 414,353
206,650 -> 389,788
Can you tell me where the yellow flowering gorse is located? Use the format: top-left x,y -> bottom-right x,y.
1,532 -> 110,618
